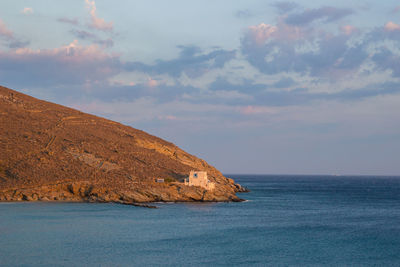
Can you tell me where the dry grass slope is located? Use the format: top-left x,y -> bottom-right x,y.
0,86 -> 245,204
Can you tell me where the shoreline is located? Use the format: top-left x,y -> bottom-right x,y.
0,196 -> 248,209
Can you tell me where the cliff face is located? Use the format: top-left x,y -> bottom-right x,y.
0,86 -> 245,204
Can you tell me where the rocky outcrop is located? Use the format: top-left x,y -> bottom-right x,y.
0,86 -> 245,204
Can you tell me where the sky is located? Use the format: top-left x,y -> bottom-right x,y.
1,0 -> 400,175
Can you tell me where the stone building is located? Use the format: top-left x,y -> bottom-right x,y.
184,171 -> 215,190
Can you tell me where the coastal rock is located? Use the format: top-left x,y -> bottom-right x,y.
0,85 -> 245,204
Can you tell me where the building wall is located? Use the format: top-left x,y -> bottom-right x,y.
189,171 -> 207,187
188,171 -> 215,190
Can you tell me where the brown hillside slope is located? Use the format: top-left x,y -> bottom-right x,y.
0,86 -> 246,204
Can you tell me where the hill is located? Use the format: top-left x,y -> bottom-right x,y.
0,86 -> 246,204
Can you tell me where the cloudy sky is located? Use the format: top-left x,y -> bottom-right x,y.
1,0 -> 400,175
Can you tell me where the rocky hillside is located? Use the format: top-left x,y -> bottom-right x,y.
0,86 -> 246,204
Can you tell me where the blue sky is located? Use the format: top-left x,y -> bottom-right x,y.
1,0 -> 400,175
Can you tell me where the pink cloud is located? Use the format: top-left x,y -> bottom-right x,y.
13,40 -> 111,62
393,6 -> 400,13
158,115 -> 178,121
0,19 -> 13,38
246,21 -> 307,46
21,7 -> 33,14
85,0 -> 113,32
239,105 -> 276,115
0,19 -> 29,48
340,25 -> 358,35
384,21 -> 400,32
247,23 -> 277,45
0,40 -> 120,86
147,77 -> 158,87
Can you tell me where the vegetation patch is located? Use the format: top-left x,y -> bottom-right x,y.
164,177 -> 176,183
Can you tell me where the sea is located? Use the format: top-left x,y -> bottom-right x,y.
1,175 -> 400,266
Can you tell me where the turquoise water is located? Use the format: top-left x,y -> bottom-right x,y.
1,175 -> 400,266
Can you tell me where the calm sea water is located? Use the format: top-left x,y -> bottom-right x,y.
1,175 -> 400,266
